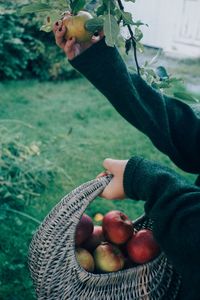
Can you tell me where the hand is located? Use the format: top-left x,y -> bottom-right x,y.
53,19 -> 104,60
97,158 -> 128,200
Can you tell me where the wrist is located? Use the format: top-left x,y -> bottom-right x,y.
123,156 -> 144,199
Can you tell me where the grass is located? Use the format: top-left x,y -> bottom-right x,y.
0,78 -> 197,299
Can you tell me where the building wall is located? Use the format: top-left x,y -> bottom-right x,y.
123,0 -> 200,57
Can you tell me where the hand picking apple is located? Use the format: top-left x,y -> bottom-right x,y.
53,11 -> 104,60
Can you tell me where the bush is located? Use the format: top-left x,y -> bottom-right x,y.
0,0 -> 79,80
0,125 -> 66,300
0,127 -> 58,209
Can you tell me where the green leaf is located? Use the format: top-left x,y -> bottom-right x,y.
133,20 -> 147,26
104,14 -> 119,47
174,92 -> 199,103
96,4 -> 107,16
156,66 -> 169,80
58,0 -> 69,6
120,11 -> 134,25
71,0 -> 86,15
20,3 -> 52,14
148,49 -> 162,66
40,24 -> 52,33
134,27 -> 143,41
40,12 -> 61,33
136,41 -> 144,53
124,0 -> 136,2
85,17 -> 104,33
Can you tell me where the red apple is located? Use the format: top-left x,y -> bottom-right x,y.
102,210 -> 133,245
76,248 -> 95,272
83,225 -> 106,251
75,214 -> 94,246
127,229 -> 160,264
94,242 -> 125,273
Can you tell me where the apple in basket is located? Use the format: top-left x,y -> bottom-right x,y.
75,214 -> 94,246
76,248 -> 95,272
127,229 -> 160,264
83,225 -> 106,251
102,210 -> 134,245
94,242 -> 125,273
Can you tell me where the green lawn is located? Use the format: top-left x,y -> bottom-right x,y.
0,78 -> 197,299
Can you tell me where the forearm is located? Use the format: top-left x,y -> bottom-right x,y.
70,39 -> 200,173
123,156 -> 200,273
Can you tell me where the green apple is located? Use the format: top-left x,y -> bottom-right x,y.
94,242 -> 125,273
63,11 -> 93,43
76,248 -> 95,272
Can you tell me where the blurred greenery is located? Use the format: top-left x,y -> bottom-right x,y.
0,78 -> 197,299
0,0 -> 78,80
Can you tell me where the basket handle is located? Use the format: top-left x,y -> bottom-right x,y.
29,175 -> 113,285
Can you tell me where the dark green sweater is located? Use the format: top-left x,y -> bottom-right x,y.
70,39 -> 200,299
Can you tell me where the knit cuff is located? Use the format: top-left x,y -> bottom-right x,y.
123,156 -> 145,200
69,38 -> 115,74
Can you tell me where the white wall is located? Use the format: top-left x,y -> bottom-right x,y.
123,0 -> 200,57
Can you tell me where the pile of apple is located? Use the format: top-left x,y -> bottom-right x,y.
75,210 -> 160,273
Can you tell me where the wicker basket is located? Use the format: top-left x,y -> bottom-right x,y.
28,175 -> 181,300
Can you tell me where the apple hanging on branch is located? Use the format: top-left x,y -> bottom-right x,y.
20,0 -> 197,100
20,0 -> 145,75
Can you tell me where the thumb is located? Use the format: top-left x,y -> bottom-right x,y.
103,158 -> 118,175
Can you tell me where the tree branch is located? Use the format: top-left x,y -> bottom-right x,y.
116,0 -> 141,76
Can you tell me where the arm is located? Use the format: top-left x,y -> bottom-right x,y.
100,158 -> 200,299
70,39 -> 200,174
123,157 -> 200,273
101,157 -> 200,279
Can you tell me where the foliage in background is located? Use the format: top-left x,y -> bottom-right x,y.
0,0 -> 78,80
0,127 -> 55,210
0,123 -> 68,300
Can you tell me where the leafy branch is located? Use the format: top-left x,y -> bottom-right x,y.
116,0 -> 140,75
19,0 -> 198,101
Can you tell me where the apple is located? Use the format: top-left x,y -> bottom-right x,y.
75,214 -> 94,246
102,210 -> 134,245
94,242 -> 125,273
76,248 -> 95,272
93,213 -> 104,222
83,225 -> 106,251
63,11 -> 93,43
127,229 -> 160,264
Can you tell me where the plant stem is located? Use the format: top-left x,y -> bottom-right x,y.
116,0 -> 141,76
5,207 -> 41,225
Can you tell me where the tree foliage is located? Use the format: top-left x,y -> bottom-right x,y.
18,0 -> 199,101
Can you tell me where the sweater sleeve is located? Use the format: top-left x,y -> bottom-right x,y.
70,39 -> 200,174
123,156 -> 200,276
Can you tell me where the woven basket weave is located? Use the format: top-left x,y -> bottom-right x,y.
29,175 -> 181,300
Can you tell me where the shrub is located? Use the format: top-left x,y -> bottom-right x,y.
0,125 -> 66,299
0,126 -> 58,210
0,0 -> 78,80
